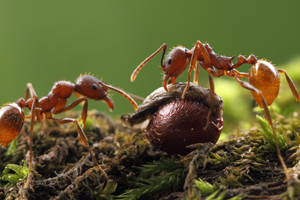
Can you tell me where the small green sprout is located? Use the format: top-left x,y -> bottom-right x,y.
256,115 -> 288,152
194,179 -> 245,199
195,178 -> 216,194
227,194 -> 245,200
210,151 -> 229,166
91,180 -> 117,200
5,137 -> 18,158
205,189 -> 224,200
253,104 -> 281,116
0,161 -> 29,187
205,189 -> 244,200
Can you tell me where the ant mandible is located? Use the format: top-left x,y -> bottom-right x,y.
0,74 -> 138,188
131,40 -> 300,180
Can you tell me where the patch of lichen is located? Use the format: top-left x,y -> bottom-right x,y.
1,110 -> 300,199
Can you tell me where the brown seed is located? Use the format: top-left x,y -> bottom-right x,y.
146,98 -> 223,155
121,82 -> 223,155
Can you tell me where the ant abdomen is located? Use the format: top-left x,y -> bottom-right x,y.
0,103 -> 25,146
248,60 -> 280,107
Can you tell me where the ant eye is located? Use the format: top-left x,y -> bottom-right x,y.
91,84 -> 97,90
167,59 -> 172,65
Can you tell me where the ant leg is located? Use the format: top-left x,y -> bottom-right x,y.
50,116 -> 108,179
194,41 -> 212,67
24,83 -> 42,121
208,74 -> 215,96
131,43 -> 167,82
24,96 -> 41,188
278,69 -> 300,101
193,62 -> 199,84
183,41 -> 212,99
24,84 -> 43,188
201,61 -> 225,78
25,83 -> 38,100
53,97 -> 88,130
233,76 -> 289,180
203,75 -> 215,130
98,81 -> 139,111
182,66 -> 194,99
233,69 -> 249,78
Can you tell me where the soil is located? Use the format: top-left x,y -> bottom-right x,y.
0,110 -> 299,200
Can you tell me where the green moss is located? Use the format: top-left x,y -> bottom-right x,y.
0,161 -> 29,187
256,115 -> 289,151
117,159 -> 185,200
1,107 -> 300,199
194,178 -> 216,194
5,137 -> 18,159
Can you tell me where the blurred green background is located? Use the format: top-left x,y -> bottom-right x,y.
1,1 -> 300,132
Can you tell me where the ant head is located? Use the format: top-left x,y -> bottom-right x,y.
162,46 -> 192,75
162,47 -> 192,90
131,44 -> 191,91
75,75 -> 114,111
163,47 -> 191,74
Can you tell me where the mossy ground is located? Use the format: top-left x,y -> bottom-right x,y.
0,110 -> 300,200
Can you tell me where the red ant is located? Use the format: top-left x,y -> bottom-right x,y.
131,40 -> 300,180
0,74 -> 138,188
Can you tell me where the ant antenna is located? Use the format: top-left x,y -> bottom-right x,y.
98,81 -> 139,110
131,43 -> 167,82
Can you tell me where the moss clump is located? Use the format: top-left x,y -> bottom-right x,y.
0,109 -> 300,199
